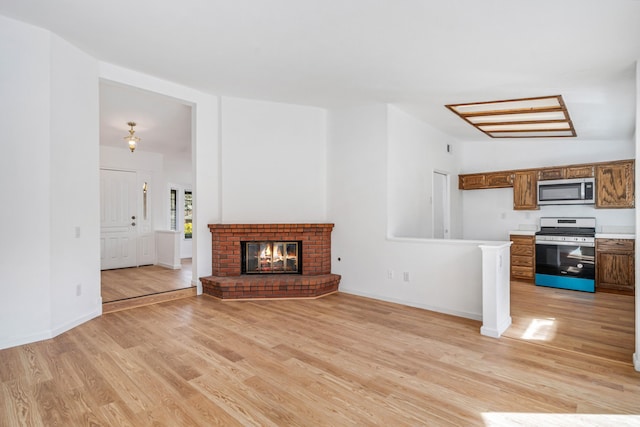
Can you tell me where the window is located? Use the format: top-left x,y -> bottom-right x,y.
170,189 -> 177,231
184,190 -> 192,239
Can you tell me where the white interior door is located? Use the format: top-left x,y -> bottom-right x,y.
432,171 -> 450,239
100,169 -> 138,270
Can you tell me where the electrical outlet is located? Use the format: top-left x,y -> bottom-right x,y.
76,283 -> 82,296
403,272 -> 410,282
387,270 -> 394,279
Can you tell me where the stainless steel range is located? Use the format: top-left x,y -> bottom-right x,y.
535,217 -> 596,292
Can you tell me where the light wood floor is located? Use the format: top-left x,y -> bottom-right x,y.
1,282 -> 638,426
101,259 -> 193,303
505,280 -> 635,364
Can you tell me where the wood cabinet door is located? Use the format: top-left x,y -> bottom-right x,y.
565,165 -> 594,178
485,172 -> 513,188
596,252 -> 635,292
458,173 -> 486,190
538,168 -> 565,181
513,171 -> 538,210
596,161 -> 635,208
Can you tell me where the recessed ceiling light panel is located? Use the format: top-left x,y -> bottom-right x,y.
446,95 -> 576,138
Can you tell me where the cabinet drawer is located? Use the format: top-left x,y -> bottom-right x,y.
511,266 -> 534,279
512,255 -> 533,267
596,239 -> 634,252
510,235 -> 535,244
511,245 -> 533,257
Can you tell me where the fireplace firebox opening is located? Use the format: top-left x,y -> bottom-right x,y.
241,241 -> 302,274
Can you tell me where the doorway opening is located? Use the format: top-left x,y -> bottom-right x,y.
99,80 -> 195,304
432,170 -> 450,239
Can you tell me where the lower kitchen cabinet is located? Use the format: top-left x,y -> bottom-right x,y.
510,234 -> 535,281
596,238 -> 635,294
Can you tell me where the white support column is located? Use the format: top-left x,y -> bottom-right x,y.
479,242 -> 513,338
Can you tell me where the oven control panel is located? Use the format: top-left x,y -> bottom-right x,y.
536,235 -> 594,243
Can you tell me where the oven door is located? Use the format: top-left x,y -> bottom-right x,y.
535,240 -> 595,292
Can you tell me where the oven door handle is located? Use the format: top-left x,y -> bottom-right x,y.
535,240 -> 595,248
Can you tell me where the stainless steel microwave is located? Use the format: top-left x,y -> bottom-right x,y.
537,177 -> 595,205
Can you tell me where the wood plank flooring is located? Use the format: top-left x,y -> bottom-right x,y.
101,259 -> 193,303
505,280 -> 635,364
1,282 -> 638,426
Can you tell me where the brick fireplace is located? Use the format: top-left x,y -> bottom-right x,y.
201,223 -> 341,299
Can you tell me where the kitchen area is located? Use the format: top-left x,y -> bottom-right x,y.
459,158 -> 635,295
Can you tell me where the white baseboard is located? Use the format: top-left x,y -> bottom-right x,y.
156,261 -> 181,270
51,307 -> 102,337
0,330 -> 54,351
0,305 -> 102,351
338,287 -> 482,321
634,353 -> 640,372
481,316 -> 512,338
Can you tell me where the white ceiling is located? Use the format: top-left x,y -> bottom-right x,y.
2,0 -> 640,146
99,81 -> 192,155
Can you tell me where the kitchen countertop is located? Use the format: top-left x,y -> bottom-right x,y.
509,230 -> 536,236
595,233 -> 636,239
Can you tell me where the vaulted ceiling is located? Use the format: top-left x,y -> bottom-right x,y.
2,0 -> 639,148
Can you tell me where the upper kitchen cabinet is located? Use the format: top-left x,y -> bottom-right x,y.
458,171 -> 513,190
537,167 -> 565,181
513,170 -> 538,210
565,164 -> 595,179
485,171 -> 514,188
459,159 -> 634,210
595,160 -> 635,208
458,173 -> 486,190
538,164 -> 595,181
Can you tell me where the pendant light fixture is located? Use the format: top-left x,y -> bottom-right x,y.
124,121 -> 141,152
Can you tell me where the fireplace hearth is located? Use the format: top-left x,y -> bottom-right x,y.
201,224 -> 341,300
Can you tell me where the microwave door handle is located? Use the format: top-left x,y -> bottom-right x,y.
581,183 -> 585,200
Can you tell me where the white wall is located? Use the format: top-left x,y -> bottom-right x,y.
49,34 -> 101,332
220,96 -> 327,223
387,105 -> 463,238
0,17 -> 53,348
165,151 -> 192,188
0,16 -> 102,349
458,138 -> 636,240
328,105 -> 498,320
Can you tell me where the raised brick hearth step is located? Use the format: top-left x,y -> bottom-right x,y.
201,274 -> 341,300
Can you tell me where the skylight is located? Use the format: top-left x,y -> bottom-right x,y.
446,95 -> 577,138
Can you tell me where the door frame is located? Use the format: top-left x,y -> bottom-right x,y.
432,169 -> 451,239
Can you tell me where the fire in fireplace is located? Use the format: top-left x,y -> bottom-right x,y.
241,241 -> 302,274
